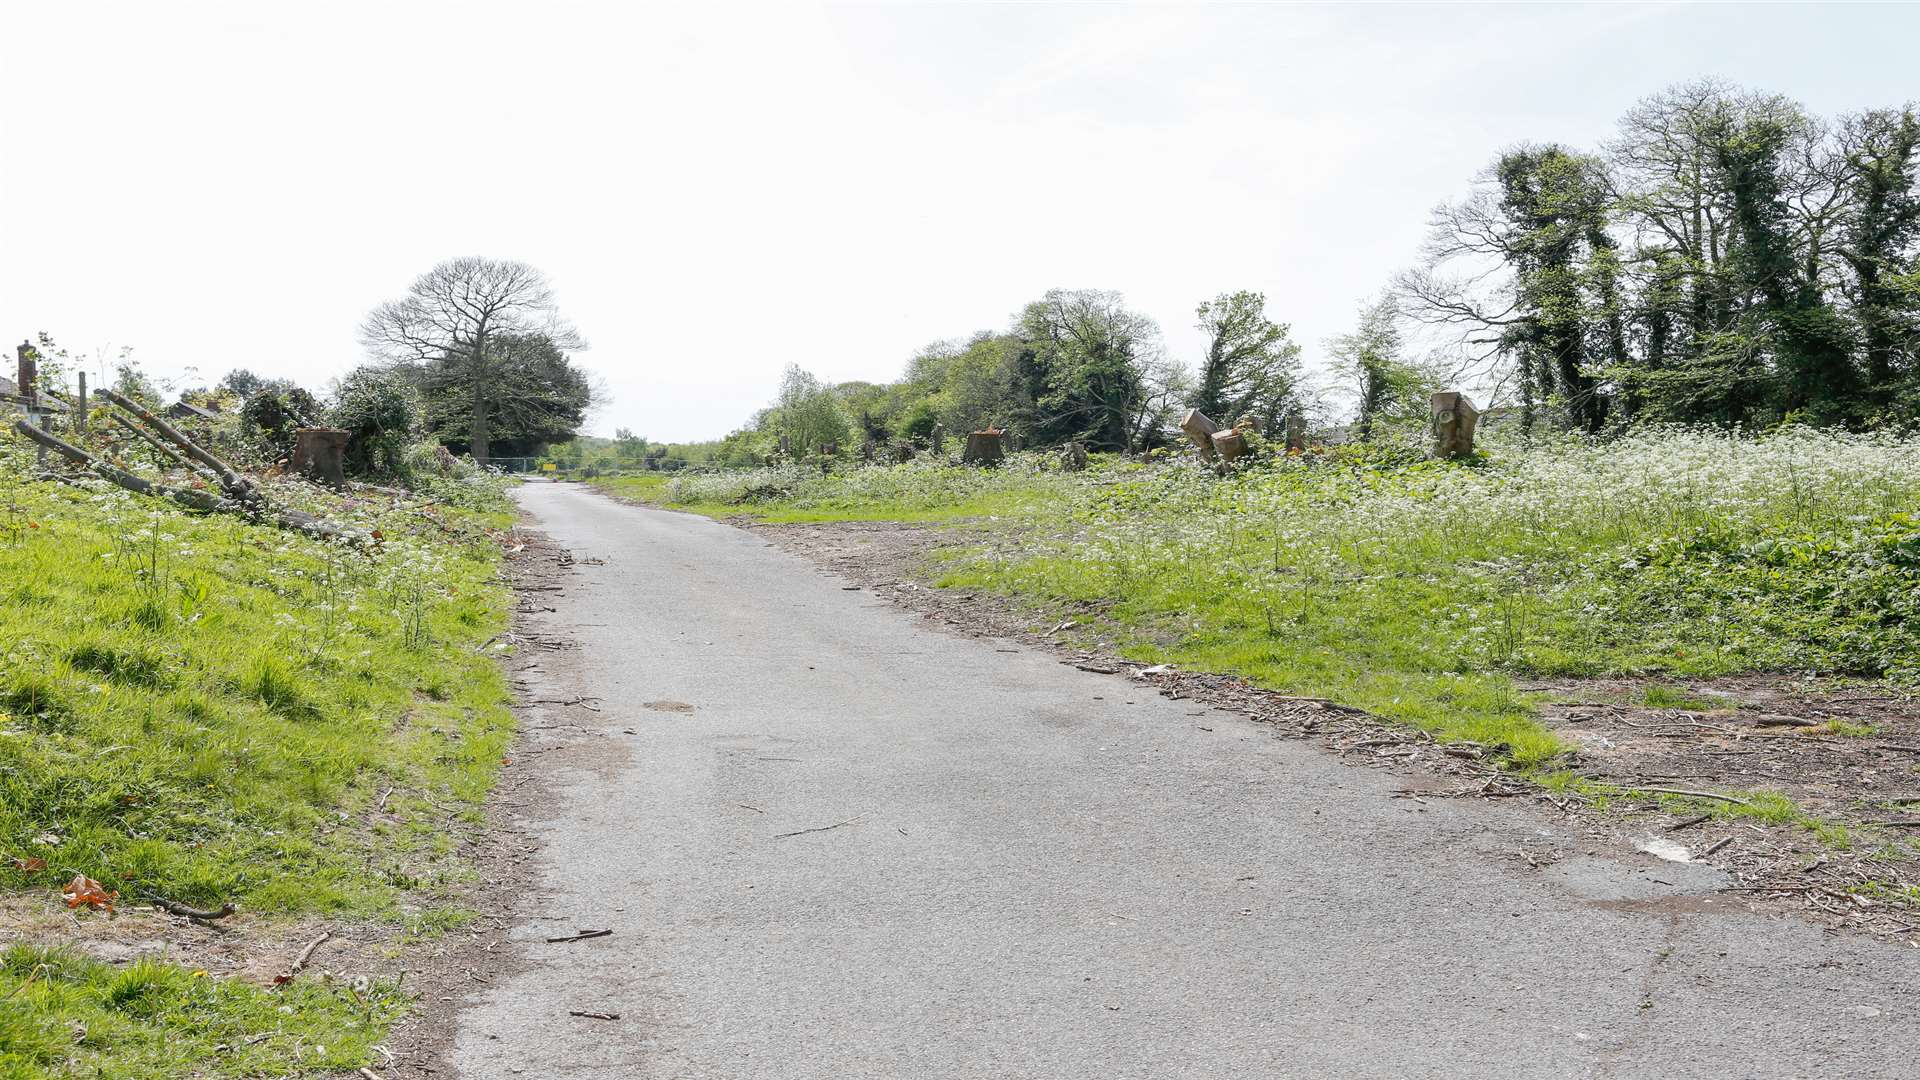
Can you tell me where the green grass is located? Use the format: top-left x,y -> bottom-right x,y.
0,944 -> 403,1079
650,427 -> 1920,778
0,437 -> 517,1076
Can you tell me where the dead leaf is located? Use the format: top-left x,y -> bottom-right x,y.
63,874 -> 117,912
10,856 -> 46,873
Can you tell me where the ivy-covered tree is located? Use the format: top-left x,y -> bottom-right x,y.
413,332 -> 595,459
1192,290 -> 1302,429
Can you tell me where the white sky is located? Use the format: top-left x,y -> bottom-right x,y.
4,1 -> 1916,441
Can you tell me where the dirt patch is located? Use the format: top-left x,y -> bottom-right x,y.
750,518 -> 1920,942
1527,675 -> 1920,823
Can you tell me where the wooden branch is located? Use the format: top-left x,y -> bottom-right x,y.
14,419 -> 228,513
273,930 -> 331,985
97,389 -> 261,504
110,411 -> 193,471
13,419 -> 366,543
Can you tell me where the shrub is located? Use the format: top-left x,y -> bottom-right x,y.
329,369 -> 421,477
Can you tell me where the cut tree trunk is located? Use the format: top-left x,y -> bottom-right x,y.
962,430 -> 1004,465
1211,429 -> 1247,462
291,428 -> 349,488
1284,415 -> 1307,453
1062,441 -> 1088,471
1180,409 -> 1218,460
1431,391 -> 1480,459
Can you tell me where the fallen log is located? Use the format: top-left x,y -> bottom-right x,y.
13,419 -> 366,542
16,419 -> 231,513
110,411 -> 195,472
98,388 -> 262,505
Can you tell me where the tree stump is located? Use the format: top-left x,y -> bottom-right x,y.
963,429 -> 1004,466
1431,391 -> 1480,459
1211,429 -> 1247,462
860,437 -> 875,463
1284,414 -> 1307,453
1180,409 -> 1218,460
930,424 -> 946,456
1062,440 -> 1088,471
892,441 -> 915,464
291,427 -> 349,487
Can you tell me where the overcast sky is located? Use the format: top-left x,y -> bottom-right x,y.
4,2 -> 1916,441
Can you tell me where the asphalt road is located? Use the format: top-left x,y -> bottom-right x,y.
449,482 -> 1920,1079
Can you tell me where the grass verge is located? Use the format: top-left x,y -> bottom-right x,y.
0,438 -> 517,1077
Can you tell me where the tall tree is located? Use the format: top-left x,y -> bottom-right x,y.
772,365 -> 849,453
1329,296 -> 1425,439
1192,290 -> 1303,428
360,257 -> 584,465
1014,289 -> 1161,451
1710,111 -> 1860,419
1837,107 -> 1920,403
414,332 -> 596,457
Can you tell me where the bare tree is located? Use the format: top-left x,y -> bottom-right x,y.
360,257 -> 584,465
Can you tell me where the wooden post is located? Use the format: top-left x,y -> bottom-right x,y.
930,423 -> 945,456
860,436 -> 875,463
962,429 -> 1004,466
76,371 -> 88,433
1431,391 -> 1480,459
1180,409 -> 1218,460
1284,414 -> 1306,453
291,427 -> 349,487
17,342 -> 45,468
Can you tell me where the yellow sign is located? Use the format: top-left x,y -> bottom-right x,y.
541,463 -> 558,472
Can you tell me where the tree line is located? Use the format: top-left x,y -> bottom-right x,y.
655,80 -> 1913,470
1404,78 -> 1919,431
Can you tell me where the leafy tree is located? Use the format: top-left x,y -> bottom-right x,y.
1330,297 -> 1430,439
1192,291 -> 1302,429
1838,107 -> 1920,407
413,332 -> 596,459
1014,289 -> 1161,451
239,386 -> 321,461
1710,110 -> 1860,421
329,368 -> 421,476
360,257 -> 585,465
771,365 -> 850,454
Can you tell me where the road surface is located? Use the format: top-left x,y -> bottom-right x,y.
448,482 -> 1919,1078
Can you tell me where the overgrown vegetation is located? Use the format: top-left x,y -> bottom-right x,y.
628,426 -> 1920,772
0,434 -> 516,1076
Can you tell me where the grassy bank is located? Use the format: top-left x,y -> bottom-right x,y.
0,437 -> 517,1077
629,427 -> 1920,771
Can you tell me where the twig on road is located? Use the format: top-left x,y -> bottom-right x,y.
773,815 -> 865,840
569,1010 -> 620,1021
545,929 -> 613,944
